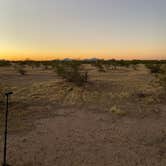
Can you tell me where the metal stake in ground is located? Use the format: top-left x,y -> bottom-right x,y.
2,92 -> 13,166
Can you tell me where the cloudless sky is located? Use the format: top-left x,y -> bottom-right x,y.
0,0 -> 166,60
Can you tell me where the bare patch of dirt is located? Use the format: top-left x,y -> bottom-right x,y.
0,107 -> 166,166
0,65 -> 166,166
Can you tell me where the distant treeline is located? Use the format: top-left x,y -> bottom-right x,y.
0,59 -> 166,88
0,59 -> 166,67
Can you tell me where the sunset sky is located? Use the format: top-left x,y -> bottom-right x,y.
0,0 -> 166,60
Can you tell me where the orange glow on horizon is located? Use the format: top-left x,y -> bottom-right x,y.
0,51 -> 166,61
0,46 -> 166,61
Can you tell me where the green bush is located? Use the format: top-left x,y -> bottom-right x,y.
55,62 -> 88,86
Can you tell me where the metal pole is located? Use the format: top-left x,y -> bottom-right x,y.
3,92 -> 13,166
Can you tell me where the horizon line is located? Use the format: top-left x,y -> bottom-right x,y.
1,58 -> 166,62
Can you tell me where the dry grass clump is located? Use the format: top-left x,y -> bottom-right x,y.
8,81 -> 112,109
118,91 -> 130,99
11,81 -> 93,106
135,85 -> 161,104
11,81 -> 91,106
109,105 -> 127,116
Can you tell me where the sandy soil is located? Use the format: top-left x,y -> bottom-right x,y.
0,65 -> 166,166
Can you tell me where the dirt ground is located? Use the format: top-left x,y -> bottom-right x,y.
0,64 -> 166,166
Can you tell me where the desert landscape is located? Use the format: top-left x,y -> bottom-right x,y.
0,60 -> 166,166
1,0 -> 166,165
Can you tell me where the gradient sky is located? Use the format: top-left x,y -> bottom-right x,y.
0,0 -> 166,60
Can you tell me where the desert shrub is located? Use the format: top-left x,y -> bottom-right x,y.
145,63 -> 162,74
131,64 -> 138,70
0,60 -> 11,67
111,63 -> 117,70
146,63 -> 166,92
41,64 -> 49,70
55,62 -> 88,86
109,60 -> 117,70
159,75 -> 166,90
146,63 -> 166,91
104,63 -> 110,70
160,64 -> 166,74
92,61 -> 106,72
15,65 -> 27,75
158,65 -> 166,90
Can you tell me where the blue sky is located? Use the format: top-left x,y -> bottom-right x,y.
0,0 -> 166,60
